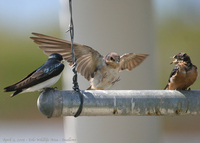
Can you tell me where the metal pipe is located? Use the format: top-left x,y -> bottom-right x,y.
37,90 -> 200,118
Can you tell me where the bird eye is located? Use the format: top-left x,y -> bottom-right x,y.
110,57 -> 114,61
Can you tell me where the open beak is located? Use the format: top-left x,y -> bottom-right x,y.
170,59 -> 178,64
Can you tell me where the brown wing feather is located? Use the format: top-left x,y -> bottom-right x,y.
119,53 -> 148,71
31,33 -> 103,81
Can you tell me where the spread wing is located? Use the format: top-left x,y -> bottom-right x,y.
119,53 -> 148,71
30,33 -> 103,81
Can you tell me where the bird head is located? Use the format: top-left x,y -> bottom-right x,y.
170,53 -> 191,64
49,53 -> 63,62
105,52 -> 120,68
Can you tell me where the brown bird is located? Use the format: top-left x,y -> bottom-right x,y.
164,53 -> 198,90
30,33 -> 148,90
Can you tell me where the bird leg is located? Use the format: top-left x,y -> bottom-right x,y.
101,72 -> 108,82
111,76 -> 121,85
43,87 -> 58,92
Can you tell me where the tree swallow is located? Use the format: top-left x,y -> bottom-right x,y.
30,33 -> 148,90
3,53 -> 65,97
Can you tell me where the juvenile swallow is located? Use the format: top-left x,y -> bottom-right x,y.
164,53 -> 198,90
30,33 -> 148,90
3,53 -> 64,97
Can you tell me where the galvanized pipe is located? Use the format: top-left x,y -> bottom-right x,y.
37,90 -> 200,118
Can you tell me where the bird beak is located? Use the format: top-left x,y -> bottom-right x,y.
116,59 -> 120,63
170,59 -> 178,65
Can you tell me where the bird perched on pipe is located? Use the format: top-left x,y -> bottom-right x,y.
3,53 -> 65,97
30,33 -> 148,90
164,53 -> 198,90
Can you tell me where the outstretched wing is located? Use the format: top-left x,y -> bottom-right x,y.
30,33 -> 103,81
119,53 -> 148,71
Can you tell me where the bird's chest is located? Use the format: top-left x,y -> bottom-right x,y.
171,67 -> 186,83
92,65 -> 119,89
170,65 -> 198,90
184,66 -> 198,87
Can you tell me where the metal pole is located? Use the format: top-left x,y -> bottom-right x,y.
37,90 -> 200,118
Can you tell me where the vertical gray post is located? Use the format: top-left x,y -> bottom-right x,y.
59,0 -> 159,142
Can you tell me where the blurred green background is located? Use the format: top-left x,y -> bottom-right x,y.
0,1 -> 62,120
1,0 -> 200,120
155,1 -> 200,90
158,19 -> 200,90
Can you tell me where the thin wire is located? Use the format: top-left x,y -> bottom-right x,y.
67,0 -> 83,117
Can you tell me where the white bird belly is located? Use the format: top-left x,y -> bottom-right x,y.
92,68 -> 119,90
22,74 -> 62,93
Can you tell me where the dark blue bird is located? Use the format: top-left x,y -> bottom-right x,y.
3,53 -> 64,97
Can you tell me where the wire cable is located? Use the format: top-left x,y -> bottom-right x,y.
67,0 -> 83,117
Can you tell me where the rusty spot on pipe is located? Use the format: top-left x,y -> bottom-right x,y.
113,109 -> 118,115
176,109 -> 181,115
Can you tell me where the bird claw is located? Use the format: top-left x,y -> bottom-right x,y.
175,88 -> 191,91
111,76 -> 121,85
100,73 -> 108,82
43,87 -> 58,92
103,73 -> 108,79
